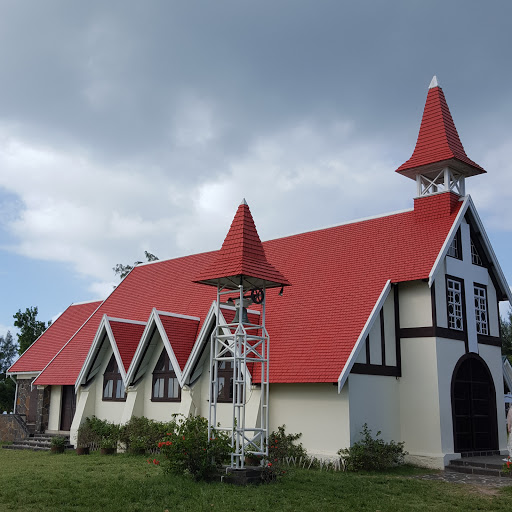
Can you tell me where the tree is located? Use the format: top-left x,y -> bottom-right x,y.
13,307 -> 50,355
500,307 -> 512,364
0,331 -> 18,412
113,251 -> 159,280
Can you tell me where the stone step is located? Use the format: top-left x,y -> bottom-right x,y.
449,459 -> 503,471
2,433 -> 72,451
447,459 -> 512,479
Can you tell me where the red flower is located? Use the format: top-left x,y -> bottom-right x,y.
153,459 -> 160,465
182,436 -> 185,440
158,442 -> 163,448
268,462 -> 272,467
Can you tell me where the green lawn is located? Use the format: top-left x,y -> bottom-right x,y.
0,449 -> 511,512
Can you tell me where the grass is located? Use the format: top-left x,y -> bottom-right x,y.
0,449 -> 511,512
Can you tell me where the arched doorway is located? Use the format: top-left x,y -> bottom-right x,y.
451,354 -> 498,453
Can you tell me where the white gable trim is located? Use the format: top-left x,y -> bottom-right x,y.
125,308 -> 160,386
125,308 -> 201,388
182,301 -> 242,384
154,311 -> 186,387
155,310 -> 201,321
75,315 -> 109,391
75,315 -> 143,391
337,280 -> 392,392
181,302 -> 218,383
428,195 -> 512,303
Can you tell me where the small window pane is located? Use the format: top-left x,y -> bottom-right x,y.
103,379 -> 113,398
116,380 -> 125,399
168,378 -> 178,398
154,378 -> 164,398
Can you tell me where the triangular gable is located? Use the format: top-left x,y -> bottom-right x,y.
75,315 -> 146,390
126,309 -> 200,388
428,195 -> 512,303
337,281 -> 391,391
182,302 -> 261,385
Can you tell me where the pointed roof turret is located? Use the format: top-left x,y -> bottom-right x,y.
396,76 -> 485,179
194,199 -> 290,290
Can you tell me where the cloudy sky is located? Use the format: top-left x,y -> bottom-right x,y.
1,0 -> 511,339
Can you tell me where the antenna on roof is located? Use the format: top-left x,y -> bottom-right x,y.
429,75 -> 439,89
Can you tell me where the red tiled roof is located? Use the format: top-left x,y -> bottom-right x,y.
396,84 -> 485,177
109,320 -> 146,373
194,201 -> 290,289
34,192 -> 461,385
158,314 -> 199,372
8,301 -> 102,374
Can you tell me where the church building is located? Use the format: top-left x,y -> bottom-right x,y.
8,77 -> 511,469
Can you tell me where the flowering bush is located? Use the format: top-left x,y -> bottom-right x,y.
119,416 -> 176,454
158,415 -> 231,481
262,425 -> 308,482
337,423 -> 407,471
503,456 -> 511,474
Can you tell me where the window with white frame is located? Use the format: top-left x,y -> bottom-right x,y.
474,285 -> 488,335
447,278 -> 464,331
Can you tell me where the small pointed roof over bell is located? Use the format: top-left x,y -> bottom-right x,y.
396,76 -> 485,179
194,199 -> 290,290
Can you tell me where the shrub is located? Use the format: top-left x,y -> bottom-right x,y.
338,423 -> 407,471
50,436 -> 67,448
263,425 -> 308,481
77,416 -> 119,450
119,416 -> 176,454
158,414 -> 231,480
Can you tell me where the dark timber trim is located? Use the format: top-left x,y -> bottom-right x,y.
394,284 -> 402,377
477,335 -> 502,347
351,363 -> 400,377
130,324 -> 158,386
380,309 -> 386,366
365,335 -> 371,365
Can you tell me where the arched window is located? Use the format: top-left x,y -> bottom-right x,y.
152,349 -> 181,402
103,354 -> 126,401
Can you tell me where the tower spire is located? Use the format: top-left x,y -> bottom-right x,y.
396,77 -> 485,197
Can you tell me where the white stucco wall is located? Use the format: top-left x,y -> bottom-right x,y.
399,281 -> 432,328
348,373 -> 400,445
479,344 -> 508,451
434,338 -> 465,461
269,383 -> 350,458
398,337 -> 443,468
48,385 -> 62,431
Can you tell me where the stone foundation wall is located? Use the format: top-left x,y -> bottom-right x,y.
0,414 -> 30,442
35,387 -> 51,433
16,379 -> 35,416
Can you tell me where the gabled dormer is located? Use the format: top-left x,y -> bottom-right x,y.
396,76 -> 486,198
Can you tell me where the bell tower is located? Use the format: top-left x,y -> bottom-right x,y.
194,199 -> 290,470
396,76 -> 486,197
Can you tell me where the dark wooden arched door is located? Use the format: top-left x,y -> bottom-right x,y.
452,355 -> 498,453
